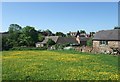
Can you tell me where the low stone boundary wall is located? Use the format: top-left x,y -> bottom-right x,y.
74,46 -> 93,53
74,46 -> 120,55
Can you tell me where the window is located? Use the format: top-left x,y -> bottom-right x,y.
100,41 -> 108,45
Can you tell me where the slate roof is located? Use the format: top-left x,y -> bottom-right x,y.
93,29 -> 120,41
36,36 -> 88,44
79,37 -> 89,41
56,37 -> 78,44
42,36 -> 59,43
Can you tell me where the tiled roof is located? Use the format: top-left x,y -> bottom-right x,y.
57,37 -> 78,44
93,29 -> 120,41
42,36 -> 59,43
36,36 -> 88,45
79,37 -> 89,41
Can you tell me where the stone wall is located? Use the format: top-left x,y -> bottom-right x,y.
119,41 -> 120,50
93,40 -> 120,54
108,41 -> 119,48
74,46 -> 93,53
93,41 -> 99,48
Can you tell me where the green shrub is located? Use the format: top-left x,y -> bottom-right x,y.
10,46 -> 47,51
87,37 -> 93,47
54,43 -> 70,50
46,39 -> 55,47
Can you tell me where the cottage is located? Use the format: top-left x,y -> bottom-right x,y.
36,36 -> 59,47
36,36 -> 88,47
93,29 -> 120,54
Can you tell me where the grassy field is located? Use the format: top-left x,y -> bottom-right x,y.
2,50 -> 119,80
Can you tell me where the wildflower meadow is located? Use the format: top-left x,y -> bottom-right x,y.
2,50 -> 119,80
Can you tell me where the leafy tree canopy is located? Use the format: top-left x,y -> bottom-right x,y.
20,26 -> 38,46
43,29 -> 53,36
8,24 -> 22,47
56,32 -> 66,37
114,27 -> 120,29
80,30 -> 86,34
87,37 -> 93,47
9,24 -> 22,33
38,33 -> 45,42
47,39 -> 55,46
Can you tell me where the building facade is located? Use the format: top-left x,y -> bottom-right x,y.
93,29 -> 120,54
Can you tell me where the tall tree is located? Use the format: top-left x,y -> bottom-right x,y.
2,36 -> 13,50
21,26 -> 38,46
8,24 -> 22,46
9,24 -> 22,33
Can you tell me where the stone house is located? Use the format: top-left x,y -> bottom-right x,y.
93,29 -> 120,54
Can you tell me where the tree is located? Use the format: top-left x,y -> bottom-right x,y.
42,29 -> 52,36
75,30 -> 80,37
38,29 -> 42,33
80,30 -> 86,34
114,27 -> 120,29
21,26 -> 38,46
8,24 -> 22,47
55,32 -> 66,37
18,33 -> 30,46
38,33 -> 45,42
8,24 -> 22,33
87,37 -> 93,47
2,36 -> 13,50
90,32 -> 95,37
67,33 -> 71,37
46,39 -> 55,46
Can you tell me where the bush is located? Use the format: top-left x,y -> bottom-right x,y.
87,37 -> 93,47
10,46 -> 47,51
46,39 -> 55,47
54,43 -> 70,50
38,34 -> 45,42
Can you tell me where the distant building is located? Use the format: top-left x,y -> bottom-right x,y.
36,36 -> 78,47
69,31 -> 77,36
36,36 -> 59,47
93,29 -> 120,54
0,32 -> 9,37
36,36 -> 88,47
69,31 -> 90,38
36,30 -> 90,48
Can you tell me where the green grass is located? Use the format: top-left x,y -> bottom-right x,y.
0,52 -> 2,82
2,50 -> 119,80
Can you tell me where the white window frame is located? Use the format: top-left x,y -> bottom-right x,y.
100,40 -> 108,46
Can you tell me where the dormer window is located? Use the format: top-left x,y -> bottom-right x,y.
100,41 -> 108,45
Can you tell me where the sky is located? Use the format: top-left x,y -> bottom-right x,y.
2,2 -> 118,33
